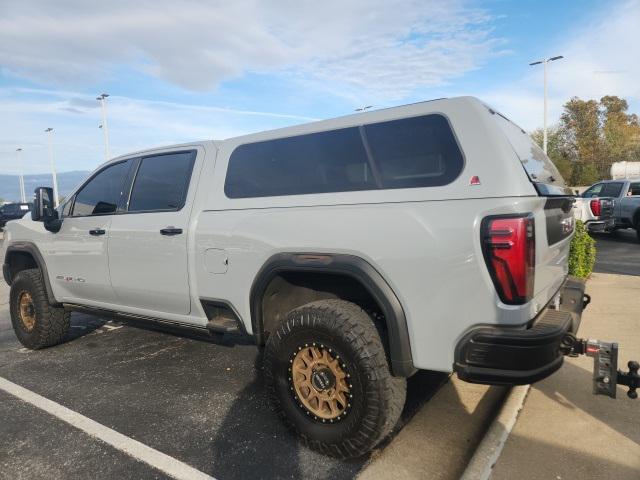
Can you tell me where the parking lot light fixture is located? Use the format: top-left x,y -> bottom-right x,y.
45,128 -> 59,208
97,93 -> 111,162
529,55 -> 564,154
16,148 -> 26,203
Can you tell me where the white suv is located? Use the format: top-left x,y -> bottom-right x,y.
2,97 -> 587,458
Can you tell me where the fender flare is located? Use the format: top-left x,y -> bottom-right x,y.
250,252 -> 416,377
4,242 -> 60,306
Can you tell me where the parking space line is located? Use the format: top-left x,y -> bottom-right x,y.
0,376 -> 216,480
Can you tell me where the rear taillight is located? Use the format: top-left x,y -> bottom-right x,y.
590,199 -> 601,216
481,215 -> 535,305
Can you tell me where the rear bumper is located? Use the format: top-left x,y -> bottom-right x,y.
585,218 -> 615,232
454,276 -> 587,385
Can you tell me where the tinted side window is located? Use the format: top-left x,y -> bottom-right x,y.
364,115 -> 464,189
601,182 -> 623,197
128,151 -> 196,212
72,161 -> 130,216
225,127 -> 372,198
583,184 -> 603,198
224,114 -> 463,198
60,198 -> 73,218
629,183 -> 640,196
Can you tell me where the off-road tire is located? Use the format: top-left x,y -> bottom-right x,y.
264,299 -> 406,458
9,269 -> 70,349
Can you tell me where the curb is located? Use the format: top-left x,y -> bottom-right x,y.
459,384 -> 531,480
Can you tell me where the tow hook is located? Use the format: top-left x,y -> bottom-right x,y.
560,334 -> 639,399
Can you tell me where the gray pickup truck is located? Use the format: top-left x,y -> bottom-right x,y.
581,179 -> 640,241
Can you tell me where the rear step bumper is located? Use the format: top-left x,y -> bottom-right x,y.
454,276 -> 587,385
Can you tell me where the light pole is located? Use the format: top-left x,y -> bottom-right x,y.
45,128 -> 59,207
529,55 -> 564,154
16,148 -> 26,203
97,93 -> 111,161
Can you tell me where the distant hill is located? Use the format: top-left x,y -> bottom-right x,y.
0,171 -> 91,203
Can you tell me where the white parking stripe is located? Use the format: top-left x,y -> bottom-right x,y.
0,376 -> 216,480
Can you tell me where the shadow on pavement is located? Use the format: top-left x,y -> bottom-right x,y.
536,362 -> 640,446
492,432 -> 640,479
208,357 -> 447,480
66,313 -> 109,342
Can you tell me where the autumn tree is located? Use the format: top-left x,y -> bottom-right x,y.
532,95 -> 640,185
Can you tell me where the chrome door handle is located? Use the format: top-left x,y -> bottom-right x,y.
160,227 -> 183,236
89,229 -> 106,236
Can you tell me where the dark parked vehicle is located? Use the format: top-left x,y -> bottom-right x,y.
0,203 -> 32,229
581,179 -> 640,241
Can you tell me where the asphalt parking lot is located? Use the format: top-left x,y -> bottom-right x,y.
0,228 -> 635,480
592,228 -> 640,276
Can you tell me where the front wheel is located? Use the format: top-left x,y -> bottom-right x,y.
264,299 -> 406,458
10,269 -> 70,349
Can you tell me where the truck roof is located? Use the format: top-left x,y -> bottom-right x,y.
110,96 -> 483,161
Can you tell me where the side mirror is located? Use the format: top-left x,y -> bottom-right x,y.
574,189 -> 580,196
32,187 -> 62,233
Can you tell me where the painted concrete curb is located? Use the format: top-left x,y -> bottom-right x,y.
459,384 -> 531,480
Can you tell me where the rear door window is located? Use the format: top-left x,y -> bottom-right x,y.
128,151 -> 196,212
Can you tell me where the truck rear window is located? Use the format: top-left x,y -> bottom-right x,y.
224,114 -> 464,198
492,112 -> 567,195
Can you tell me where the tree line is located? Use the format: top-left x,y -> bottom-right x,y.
531,95 -> 640,186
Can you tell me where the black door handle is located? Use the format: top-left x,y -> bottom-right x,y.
89,229 -> 106,236
160,227 -> 183,236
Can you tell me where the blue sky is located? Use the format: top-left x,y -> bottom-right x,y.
1,0 -> 638,175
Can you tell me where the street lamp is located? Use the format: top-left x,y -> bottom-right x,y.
16,148 -> 26,203
45,128 -> 59,208
96,93 -> 111,161
529,55 -> 564,154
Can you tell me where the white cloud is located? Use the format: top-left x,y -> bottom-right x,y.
0,0 -> 502,99
478,0 -> 640,131
0,87 -> 319,174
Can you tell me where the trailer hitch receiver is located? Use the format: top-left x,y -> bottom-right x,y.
561,335 -> 639,399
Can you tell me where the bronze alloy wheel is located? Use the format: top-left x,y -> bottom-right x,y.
290,344 -> 352,422
18,291 -> 36,332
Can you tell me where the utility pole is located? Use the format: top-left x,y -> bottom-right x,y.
45,128 -> 59,207
16,148 -> 26,203
97,93 -> 111,161
529,56 -> 564,154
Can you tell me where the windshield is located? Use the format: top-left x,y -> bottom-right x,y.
491,111 -> 567,193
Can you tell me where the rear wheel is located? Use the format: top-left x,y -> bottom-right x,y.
264,299 -> 406,458
10,269 -> 70,349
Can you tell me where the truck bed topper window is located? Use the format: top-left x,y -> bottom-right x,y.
224,114 -> 464,198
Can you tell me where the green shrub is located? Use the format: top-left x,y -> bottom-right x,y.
569,220 -> 596,278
